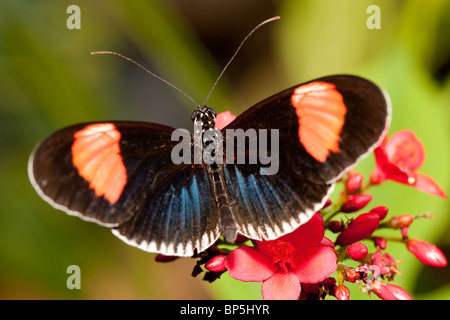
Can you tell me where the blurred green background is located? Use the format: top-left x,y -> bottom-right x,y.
0,0 -> 448,299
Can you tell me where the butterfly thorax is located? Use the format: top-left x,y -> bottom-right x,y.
191,105 -> 216,130
191,105 -> 223,167
191,106 -> 238,243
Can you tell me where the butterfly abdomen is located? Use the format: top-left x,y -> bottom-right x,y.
208,164 -> 238,243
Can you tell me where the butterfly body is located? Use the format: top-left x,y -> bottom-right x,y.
29,75 -> 390,256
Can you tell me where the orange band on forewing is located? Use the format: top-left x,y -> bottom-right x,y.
291,82 -> 346,162
72,123 -> 127,204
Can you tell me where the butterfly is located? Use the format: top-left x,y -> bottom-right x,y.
28,17 -> 390,257
28,73 -> 390,257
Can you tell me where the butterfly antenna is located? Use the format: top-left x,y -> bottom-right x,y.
203,16 -> 280,107
91,51 -> 199,107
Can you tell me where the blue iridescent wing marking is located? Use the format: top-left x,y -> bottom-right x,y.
113,167 -> 220,257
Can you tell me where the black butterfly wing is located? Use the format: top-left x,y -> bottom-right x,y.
222,164 -> 334,241
222,75 -> 390,240
224,75 -> 390,183
29,121 -> 219,256
112,164 -> 220,256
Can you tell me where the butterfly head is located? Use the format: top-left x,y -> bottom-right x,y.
191,106 -> 216,129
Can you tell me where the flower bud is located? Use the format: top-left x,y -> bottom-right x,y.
406,239 -> 447,267
370,166 -> 385,185
322,198 -> 333,209
369,206 -> 389,221
336,212 -> 380,246
346,242 -> 368,261
215,111 -> 236,130
401,226 -> 409,239
205,255 -> 228,272
386,214 -> 414,229
328,220 -> 343,233
342,267 -> 360,283
345,172 -> 363,194
333,285 -> 350,300
373,236 -> 387,250
371,280 -> 412,300
341,194 -> 373,213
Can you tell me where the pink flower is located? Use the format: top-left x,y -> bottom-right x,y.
370,130 -> 447,198
215,111 -> 236,130
371,251 -> 400,280
225,213 -> 337,300
406,239 -> 447,267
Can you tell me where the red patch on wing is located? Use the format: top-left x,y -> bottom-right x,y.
291,82 -> 346,162
72,123 -> 127,204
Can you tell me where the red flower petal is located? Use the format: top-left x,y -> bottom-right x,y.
262,271 -> 301,300
215,111 -> 236,130
320,236 -> 335,248
257,212 -> 324,256
225,246 -> 277,282
371,145 -> 411,184
293,246 -> 338,283
369,166 -> 386,185
385,130 -> 424,171
413,172 -> 448,199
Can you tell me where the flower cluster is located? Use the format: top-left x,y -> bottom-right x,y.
156,113 -> 447,300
